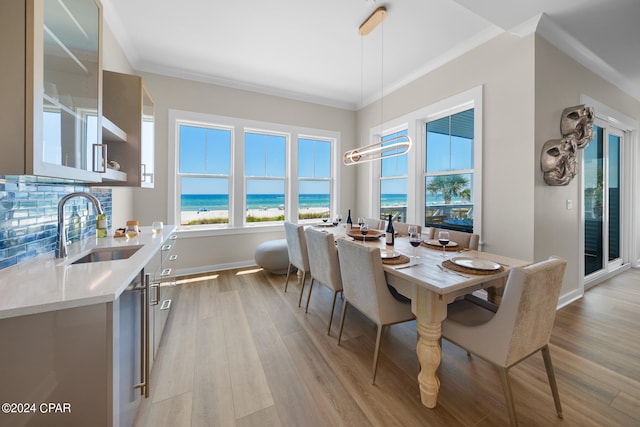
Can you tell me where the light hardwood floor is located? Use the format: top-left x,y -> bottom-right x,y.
134,267 -> 640,426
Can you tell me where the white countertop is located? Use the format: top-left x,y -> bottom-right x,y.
0,226 -> 176,320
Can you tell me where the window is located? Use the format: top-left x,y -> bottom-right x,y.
298,137 -> 332,222
169,110 -> 339,231
379,129 -> 408,222
425,109 -> 474,233
178,123 -> 231,226
244,131 -> 287,223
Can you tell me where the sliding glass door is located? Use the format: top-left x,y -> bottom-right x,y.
583,121 -> 624,280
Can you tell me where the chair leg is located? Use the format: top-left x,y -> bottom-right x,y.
284,263 -> 293,292
371,324 -> 385,385
498,368 -> 519,427
327,291 -> 338,336
297,271 -> 307,307
337,301 -> 349,345
304,278 -> 315,313
541,345 -> 563,419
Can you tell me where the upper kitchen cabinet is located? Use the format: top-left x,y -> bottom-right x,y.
0,0 -> 103,182
102,70 -> 155,187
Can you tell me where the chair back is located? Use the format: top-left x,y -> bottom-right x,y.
284,221 -> 310,272
429,227 -> 479,250
304,228 -> 343,292
495,256 -> 567,366
389,222 -> 422,236
337,239 -> 413,325
364,217 -> 384,230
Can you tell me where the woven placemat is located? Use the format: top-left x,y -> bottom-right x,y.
442,259 -> 504,275
422,241 -> 460,252
382,254 -> 410,265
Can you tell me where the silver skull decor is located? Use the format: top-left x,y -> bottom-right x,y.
541,104 -> 594,186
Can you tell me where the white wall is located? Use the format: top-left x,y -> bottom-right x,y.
534,35 -> 640,302
133,72 -> 356,274
356,32 -> 537,261
101,22 -> 134,230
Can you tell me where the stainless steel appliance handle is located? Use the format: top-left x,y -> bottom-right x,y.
134,271 -> 150,398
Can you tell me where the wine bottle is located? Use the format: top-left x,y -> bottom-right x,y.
96,213 -> 108,238
346,209 -> 353,230
386,214 -> 395,246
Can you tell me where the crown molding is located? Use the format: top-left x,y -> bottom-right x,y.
531,13 -> 640,102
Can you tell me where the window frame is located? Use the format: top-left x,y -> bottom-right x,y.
243,128 -> 289,226
373,125 -> 410,222
370,86 -> 483,239
177,120 -> 234,228
168,109 -> 340,236
424,107 -> 476,235
297,135 -> 334,224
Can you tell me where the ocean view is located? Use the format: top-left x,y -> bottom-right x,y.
181,193 -> 410,211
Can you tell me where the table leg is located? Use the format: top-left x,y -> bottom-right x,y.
485,277 -> 506,305
412,287 -> 447,408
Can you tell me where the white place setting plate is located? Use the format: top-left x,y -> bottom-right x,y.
451,256 -> 501,271
380,250 -> 401,259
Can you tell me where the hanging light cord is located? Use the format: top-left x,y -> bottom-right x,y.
379,19 -> 384,141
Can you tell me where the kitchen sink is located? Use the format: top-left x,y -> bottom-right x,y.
70,245 -> 142,265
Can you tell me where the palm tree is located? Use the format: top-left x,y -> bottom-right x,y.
426,174 -> 470,204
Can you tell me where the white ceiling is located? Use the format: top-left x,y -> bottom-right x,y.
103,0 -> 640,110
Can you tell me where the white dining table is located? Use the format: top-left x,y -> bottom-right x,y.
331,226 -> 530,409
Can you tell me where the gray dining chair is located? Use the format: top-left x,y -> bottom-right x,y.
442,256 -> 567,426
428,227 -> 479,250
387,221 -> 422,236
363,217 -> 384,230
283,221 -> 311,307
304,227 -> 343,335
336,238 -> 415,384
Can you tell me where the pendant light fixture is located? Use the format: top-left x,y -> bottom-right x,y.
344,5 -> 412,166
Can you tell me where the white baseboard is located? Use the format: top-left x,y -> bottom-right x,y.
176,260 -> 257,277
557,288 -> 583,309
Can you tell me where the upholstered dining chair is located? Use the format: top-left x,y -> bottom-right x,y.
336,238 -> 415,384
427,227 -> 479,250
388,222 -> 422,236
283,221 -> 311,307
363,217 -> 384,230
442,256 -> 567,426
304,227 -> 343,335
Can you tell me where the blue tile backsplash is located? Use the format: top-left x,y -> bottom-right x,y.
0,176 -> 112,270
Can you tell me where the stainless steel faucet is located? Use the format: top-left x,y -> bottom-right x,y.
56,192 -> 104,258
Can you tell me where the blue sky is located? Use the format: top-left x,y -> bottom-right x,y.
180,125 -> 332,195
179,116 -> 474,196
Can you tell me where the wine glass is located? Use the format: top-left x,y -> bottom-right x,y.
408,226 -> 421,265
322,211 -> 329,224
337,213 -> 343,225
151,221 -> 163,235
332,215 -> 339,227
357,217 -> 365,229
360,223 -> 369,244
438,231 -> 450,258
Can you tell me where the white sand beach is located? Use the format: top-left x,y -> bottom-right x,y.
181,206 -> 329,224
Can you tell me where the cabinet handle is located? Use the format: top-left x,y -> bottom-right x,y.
150,283 -> 160,306
160,299 -> 172,310
160,268 -> 172,277
169,234 -> 177,240
92,143 -> 107,173
161,244 -> 172,251
134,271 -> 150,398
169,254 -> 178,261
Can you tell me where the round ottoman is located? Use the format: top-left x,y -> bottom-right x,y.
255,239 -> 290,275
